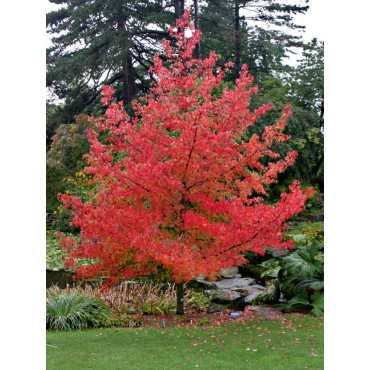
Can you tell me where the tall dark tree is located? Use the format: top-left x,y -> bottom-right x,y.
47,1 -> 174,130
245,38 -> 324,191
198,0 -> 309,76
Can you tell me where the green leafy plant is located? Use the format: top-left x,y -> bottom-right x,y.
46,288 -> 110,330
186,291 -> 211,310
47,231 -> 92,271
279,240 -> 324,316
46,231 -> 65,270
259,259 -> 281,279
288,221 -> 324,240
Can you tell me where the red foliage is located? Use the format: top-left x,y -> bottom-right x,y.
59,11 -> 312,285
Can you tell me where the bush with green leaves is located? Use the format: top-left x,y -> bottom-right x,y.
47,231 -> 96,272
251,221 -> 324,316
46,231 -> 65,270
46,288 -> 110,330
278,240 -> 324,316
288,221 -> 324,240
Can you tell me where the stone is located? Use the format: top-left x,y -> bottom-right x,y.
219,266 -> 240,279
271,249 -> 289,258
243,286 -> 266,304
204,289 -> 242,302
212,277 -> 257,290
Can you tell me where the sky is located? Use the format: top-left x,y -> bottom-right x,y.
292,0 -> 325,42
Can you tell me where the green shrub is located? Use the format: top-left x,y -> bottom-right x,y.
251,224 -> 324,316
279,240 -> 324,316
46,231 -> 65,270
46,288 -> 110,330
186,291 -> 211,310
288,221 -> 324,240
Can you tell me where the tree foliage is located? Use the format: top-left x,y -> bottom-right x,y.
59,13 -> 312,289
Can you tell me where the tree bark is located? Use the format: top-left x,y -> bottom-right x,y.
194,0 -> 201,58
176,282 -> 184,314
117,3 -> 137,104
235,0 -> 241,71
174,0 -> 185,19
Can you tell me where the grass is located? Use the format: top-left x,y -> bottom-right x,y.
47,313 -> 323,369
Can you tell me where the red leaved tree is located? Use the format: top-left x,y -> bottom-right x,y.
59,11 -> 312,314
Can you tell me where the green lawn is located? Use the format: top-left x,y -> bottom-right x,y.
47,314 -> 323,369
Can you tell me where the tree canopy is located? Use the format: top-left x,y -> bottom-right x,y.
59,13 -> 312,296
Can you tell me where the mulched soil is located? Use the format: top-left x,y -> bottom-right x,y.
141,306 -> 284,329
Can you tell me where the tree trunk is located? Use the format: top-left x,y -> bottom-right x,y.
117,3 -> 137,103
176,282 -> 184,314
235,0 -> 241,71
174,0 -> 185,19
194,0 -> 201,58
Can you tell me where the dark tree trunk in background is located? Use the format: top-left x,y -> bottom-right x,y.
176,283 -> 184,314
194,0 -> 201,58
121,53 -> 137,104
235,0 -> 241,71
174,0 -> 185,19
117,5 -> 137,104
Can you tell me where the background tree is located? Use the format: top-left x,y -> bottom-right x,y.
198,0 -> 308,76
47,0 -> 175,136
46,114 -> 94,231
59,13 -> 312,314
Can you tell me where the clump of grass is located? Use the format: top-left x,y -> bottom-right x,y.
46,287 -> 110,330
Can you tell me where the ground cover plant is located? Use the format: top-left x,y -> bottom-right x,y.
47,313 -> 323,369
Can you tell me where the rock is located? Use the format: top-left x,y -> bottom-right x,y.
204,289 -> 241,302
195,275 -> 217,288
243,286 -> 266,304
219,267 -> 240,279
271,249 -> 289,258
207,303 -> 226,314
205,287 -> 243,311
309,213 -> 324,222
202,276 -> 267,310
212,277 -> 257,290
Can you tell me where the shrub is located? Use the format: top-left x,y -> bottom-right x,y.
46,231 -> 64,270
279,240 -> 324,316
252,227 -> 324,316
46,288 -> 110,330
